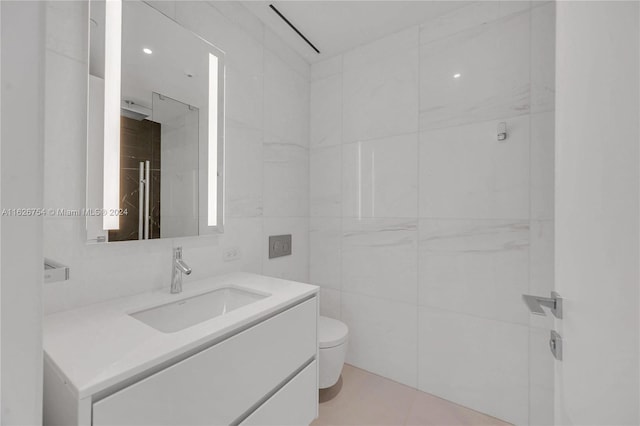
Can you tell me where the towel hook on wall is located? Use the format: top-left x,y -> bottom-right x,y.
497,122 -> 508,141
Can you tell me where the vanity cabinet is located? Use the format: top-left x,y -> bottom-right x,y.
240,361 -> 317,426
45,296 -> 318,426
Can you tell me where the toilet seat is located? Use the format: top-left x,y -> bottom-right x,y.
319,316 -> 348,349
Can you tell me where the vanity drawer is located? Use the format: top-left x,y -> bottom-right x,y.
92,297 -> 317,426
240,360 -> 317,426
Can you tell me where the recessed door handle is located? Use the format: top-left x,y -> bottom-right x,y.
522,291 -> 563,318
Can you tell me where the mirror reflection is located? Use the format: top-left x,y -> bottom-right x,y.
87,0 -> 224,243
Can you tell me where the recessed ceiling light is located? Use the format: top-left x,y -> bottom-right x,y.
453,73 -> 461,79
143,48 -> 153,55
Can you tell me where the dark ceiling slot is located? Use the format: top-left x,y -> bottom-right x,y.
269,4 -> 320,54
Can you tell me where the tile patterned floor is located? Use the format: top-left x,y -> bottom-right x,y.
311,364 -> 511,426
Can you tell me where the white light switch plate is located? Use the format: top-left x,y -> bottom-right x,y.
223,247 -> 242,262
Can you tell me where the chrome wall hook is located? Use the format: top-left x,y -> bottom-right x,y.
497,122 -> 507,141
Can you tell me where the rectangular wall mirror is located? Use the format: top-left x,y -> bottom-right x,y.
87,0 -> 225,243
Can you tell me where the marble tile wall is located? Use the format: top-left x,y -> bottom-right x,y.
309,2 -> 556,425
43,1 -> 310,313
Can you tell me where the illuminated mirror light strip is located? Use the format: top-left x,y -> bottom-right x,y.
207,53 -> 219,227
103,0 -> 122,230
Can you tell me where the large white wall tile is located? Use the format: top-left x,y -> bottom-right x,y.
263,27 -> 310,81
418,219 -> 530,325
420,2 -> 502,46
319,287 -> 341,320
225,125 -> 263,218
342,218 -> 417,304
531,2 -> 556,114
44,50 -> 87,211
43,217 -> 85,265
419,11 -> 530,130
207,1 -> 264,43
45,216 -> 259,313
419,1 -> 530,46
418,307 -> 529,425
529,220 -> 554,298
310,217 -> 341,289
43,218 -> 103,314
263,140 -> 309,217
342,292 -> 417,387
529,219 -> 554,330
310,74 -> 342,148
226,52 -> 264,130
180,217 -> 264,280
530,111 -> 555,220
51,237 -> 173,313
342,27 -> 419,143
311,55 -> 342,82
342,134 -> 418,219
262,217 -> 310,283
310,145 -> 341,217
46,1 -> 87,62
419,115 -> 530,219
420,1 -> 500,44
498,1 -> 532,19
264,51 -> 310,147
343,25 -> 418,71
44,214 -> 266,316
198,8 -> 263,76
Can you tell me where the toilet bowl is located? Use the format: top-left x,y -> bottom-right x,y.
318,316 -> 349,389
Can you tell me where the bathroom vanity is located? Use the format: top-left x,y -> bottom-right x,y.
43,273 -> 319,426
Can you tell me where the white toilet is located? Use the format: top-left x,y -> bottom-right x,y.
318,316 -> 349,389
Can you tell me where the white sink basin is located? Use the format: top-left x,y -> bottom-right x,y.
130,287 -> 269,333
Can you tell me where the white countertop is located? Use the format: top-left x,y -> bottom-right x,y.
43,272 -> 318,399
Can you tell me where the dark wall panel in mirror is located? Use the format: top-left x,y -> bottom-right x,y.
109,116 -> 161,242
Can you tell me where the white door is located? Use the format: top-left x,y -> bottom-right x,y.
555,2 -> 639,424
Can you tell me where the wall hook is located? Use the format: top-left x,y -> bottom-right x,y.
497,122 -> 507,141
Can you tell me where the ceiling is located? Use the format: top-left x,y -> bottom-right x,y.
242,1 -> 471,63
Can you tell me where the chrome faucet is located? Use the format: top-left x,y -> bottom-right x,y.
171,247 -> 192,294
